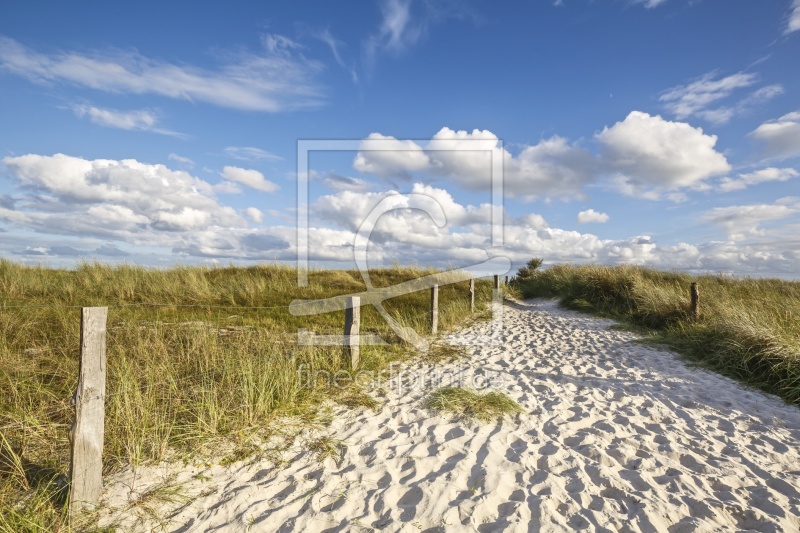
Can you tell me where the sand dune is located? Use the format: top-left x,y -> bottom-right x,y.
98,299 -> 800,532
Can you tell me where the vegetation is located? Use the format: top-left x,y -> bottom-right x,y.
425,386 -> 523,422
513,262 -> 800,406
0,260 -> 493,532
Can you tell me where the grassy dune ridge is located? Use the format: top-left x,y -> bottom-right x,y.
0,260 -> 493,531
515,263 -> 800,406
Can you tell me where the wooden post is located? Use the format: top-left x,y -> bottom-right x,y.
469,278 -> 475,313
494,275 -> 500,290
344,296 -> 360,368
504,275 -> 509,286
431,284 -> 439,334
69,307 -> 108,515
690,283 -> 700,320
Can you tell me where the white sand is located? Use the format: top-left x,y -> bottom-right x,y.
98,299 -> 800,532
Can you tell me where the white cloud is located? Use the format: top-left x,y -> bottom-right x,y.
245,207 -> 263,223
597,111 -> 730,198
353,133 -> 432,178
786,0 -> 800,34
702,202 -> 796,241
322,172 -> 373,192
364,0 -> 423,69
354,128 -> 595,200
718,167 -> 799,192
750,111 -> 800,160
220,166 -> 279,193
577,209 -> 609,224
657,72 -> 784,124
0,35 -> 324,112
1,153 -> 246,236
1,155 -> 799,277
224,146 -> 282,161
168,153 -> 194,167
630,0 -> 669,8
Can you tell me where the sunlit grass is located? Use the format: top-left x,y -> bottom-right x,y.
0,259 -> 493,531
514,263 -> 800,405
425,386 -> 522,422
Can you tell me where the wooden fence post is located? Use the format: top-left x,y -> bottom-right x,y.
431,284 -> 439,334
69,307 -> 108,515
505,275 -> 509,285
469,278 -> 475,313
494,275 -> 500,290
344,296 -> 360,368
690,283 -> 700,320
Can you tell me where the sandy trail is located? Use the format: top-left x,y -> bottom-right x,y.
99,299 -> 800,532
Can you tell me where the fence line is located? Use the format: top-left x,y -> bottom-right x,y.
1,274 -> 507,517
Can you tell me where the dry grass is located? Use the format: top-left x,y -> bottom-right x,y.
0,260 -> 493,532
425,386 -> 523,422
515,263 -> 800,405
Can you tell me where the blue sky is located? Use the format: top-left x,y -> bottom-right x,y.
1,0 -> 799,276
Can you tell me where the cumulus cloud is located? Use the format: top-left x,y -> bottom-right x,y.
354,128 -> 595,200
0,34 -> 324,112
577,209 -> 609,224
245,207 -> 264,223
597,111 -> 730,199
220,166 -> 279,193
1,154 -> 798,277
718,167 -> 799,192
750,111 -> 800,160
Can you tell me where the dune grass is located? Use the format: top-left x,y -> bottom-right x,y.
0,260 -> 494,532
425,386 -> 523,422
514,263 -> 800,406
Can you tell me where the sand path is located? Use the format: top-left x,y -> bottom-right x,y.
99,299 -> 800,532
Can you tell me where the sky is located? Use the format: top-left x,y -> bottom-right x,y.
1,0 -> 800,277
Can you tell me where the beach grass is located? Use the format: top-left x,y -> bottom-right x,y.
425,386 -> 523,422
514,263 -> 800,406
0,260 -> 493,532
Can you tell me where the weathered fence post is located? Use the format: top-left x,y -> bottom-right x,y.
690,283 -> 700,320
69,307 -> 108,515
504,275 -> 509,286
494,275 -> 500,290
469,278 -> 475,313
431,284 -> 439,334
344,296 -> 361,368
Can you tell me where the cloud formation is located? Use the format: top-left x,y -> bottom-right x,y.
597,111 -> 730,199
750,111 -> 800,160
224,146 -> 283,161
787,0 -> 800,34
71,104 -> 184,136
220,166 -> 279,193
577,209 -> 609,224
659,72 -> 783,125
718,167 -> 799,192
354,127 -> 595,200
0,35 -> 324,112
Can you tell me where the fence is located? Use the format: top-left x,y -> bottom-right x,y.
1,273 -> 510,516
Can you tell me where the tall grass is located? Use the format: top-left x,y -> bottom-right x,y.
515,263 -> 800,406
0,260 -> 493,532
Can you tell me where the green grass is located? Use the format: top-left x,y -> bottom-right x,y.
514,263 -> 800,406
425,386 -> 523,422
0,260 -> 494,532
